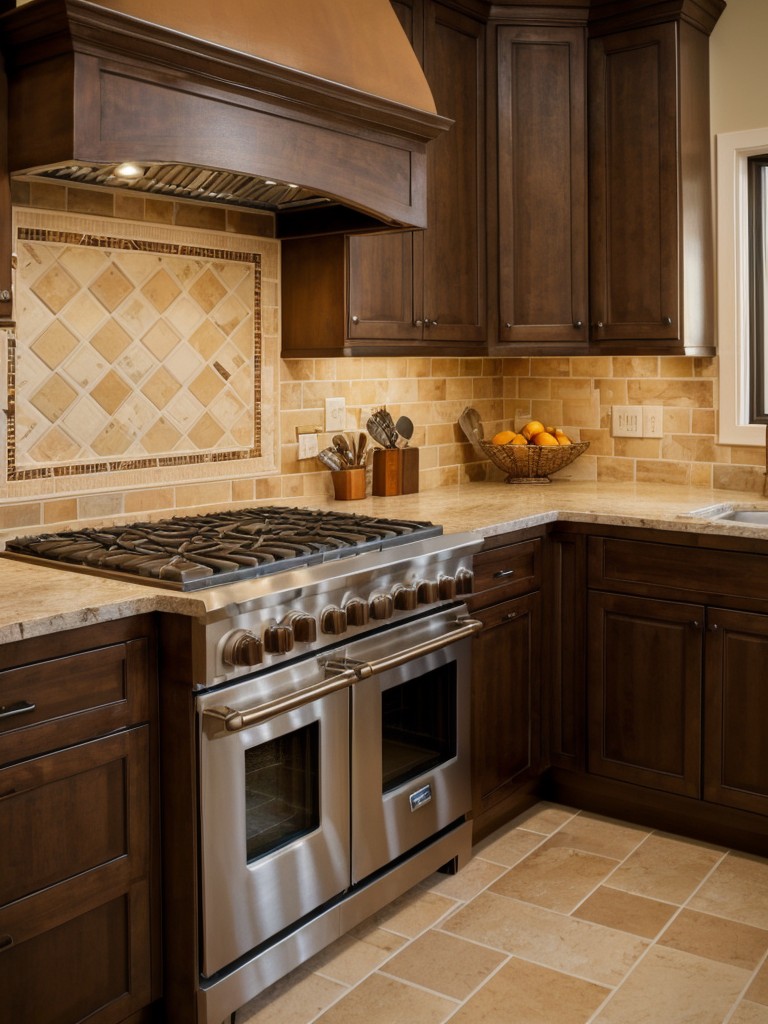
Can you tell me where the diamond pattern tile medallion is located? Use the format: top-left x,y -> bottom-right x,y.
10,226 -> 261,480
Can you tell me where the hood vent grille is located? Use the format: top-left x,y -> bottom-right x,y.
31,164 -> 329,212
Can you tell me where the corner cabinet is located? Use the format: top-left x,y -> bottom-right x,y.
489,1 -> 723,356
0,617 -> 160,1024
281,0 -> 486,356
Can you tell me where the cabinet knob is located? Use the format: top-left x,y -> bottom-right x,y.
429,319 -> 439,327
573,320 -> 583,329
663,316 -> 673,326
414,319 -> 424,327
690,620 -> 702,629
595,321 -> 604,329
504,322 -> 512,329
710,623 -> 720,632
351,315 -> 360,324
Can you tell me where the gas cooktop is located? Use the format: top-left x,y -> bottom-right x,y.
2,507 -> 442,591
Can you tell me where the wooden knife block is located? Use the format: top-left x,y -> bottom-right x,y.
372,448 -> 419,496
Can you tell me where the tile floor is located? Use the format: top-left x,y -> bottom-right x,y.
234,803 -> 768,1024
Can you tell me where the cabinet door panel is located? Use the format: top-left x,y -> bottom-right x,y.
704,608 -> 768,815
422,2 -> 485,342
471,592 -> 541,815
347,231 -> 421,340
588,592 -> 702,796
496,25 -> 588,344
589,23 -> 679,341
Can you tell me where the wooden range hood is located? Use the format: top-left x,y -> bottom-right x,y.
0,0 -> 451,320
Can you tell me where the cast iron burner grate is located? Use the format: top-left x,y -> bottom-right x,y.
3,507 -> 442,591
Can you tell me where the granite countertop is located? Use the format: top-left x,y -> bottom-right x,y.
1,479 -> 767,644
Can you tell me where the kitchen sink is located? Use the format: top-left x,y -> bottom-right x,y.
688,504 -> 768,525
712,509 -> 768,524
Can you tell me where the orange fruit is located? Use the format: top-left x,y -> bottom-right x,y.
531,431 -> 559,446
491,429 -> 516,445
511,433 -> 528,445
521,419 -> 545,440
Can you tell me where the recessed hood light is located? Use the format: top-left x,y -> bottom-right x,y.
113,162 -> 145,181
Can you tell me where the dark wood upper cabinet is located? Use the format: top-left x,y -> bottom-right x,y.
489,1 -> 723,356
493,23 -> 589,350
281,0 -> 486,357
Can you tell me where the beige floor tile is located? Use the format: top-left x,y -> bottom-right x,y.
421,853 -> 508,901
366,887 -> 458,938
729,1001 -> 768,1024
592,946 -> 748,1024
441,891 -> 649,985
747,960 -> 768,1005
382,929 -> 506,1000
605,833 -> 724,904
573,885 -> 677,938
512,801 -> 578,835
473,825 -> 547,867
308,922 -> 408,986
314,972 -> 456,1024
658,908 -> 768,970
689,852 -> 768,930
544,811 -> 650,859
235,968 -> 345,1024
448,956 -> 610,1024
488,845 -> 620,913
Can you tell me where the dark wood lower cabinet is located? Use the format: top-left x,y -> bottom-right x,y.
0,618 -> 159,1024
587,591 -> 703,797
704,607 -> 768,816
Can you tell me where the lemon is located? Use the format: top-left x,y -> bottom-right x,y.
491,429 -> 516,445
531,431 -> 559,446
511,433 -> 528,445
521,419 -> 545,440
554,429 -> 571,446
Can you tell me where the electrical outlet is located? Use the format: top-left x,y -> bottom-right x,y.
297,433 -> 319,460
611,406 -> 643,437
325,397 -> 346,432
643,406 -> 664,438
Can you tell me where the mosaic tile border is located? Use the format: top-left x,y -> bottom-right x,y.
8,223 -> 264,482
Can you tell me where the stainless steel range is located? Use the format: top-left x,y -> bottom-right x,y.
4,507 -> 482,1024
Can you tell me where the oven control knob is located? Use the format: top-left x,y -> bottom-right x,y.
320,606 -> 347,635
286,613 -> 317,643
344,598 -> 369,626
223,629 -> 264,668
456,567 -> 475,595
392,584 -> 418,611
264,624 -> 295,655
416,579 -> 439,604
438,574 -> 457,600
370,593 -> 394,620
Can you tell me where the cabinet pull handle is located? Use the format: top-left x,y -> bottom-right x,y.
0,699 -> 36,721
493,569 -> 515,578
504,611 -> 517,621
0,935 -> 13,952
414,319 -> 424,327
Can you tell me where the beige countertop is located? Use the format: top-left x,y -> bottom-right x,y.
1,479 -> 767,644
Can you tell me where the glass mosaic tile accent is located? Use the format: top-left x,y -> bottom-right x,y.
9,227 -> 261,480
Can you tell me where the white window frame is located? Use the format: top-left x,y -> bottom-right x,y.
716,127 -> 768,446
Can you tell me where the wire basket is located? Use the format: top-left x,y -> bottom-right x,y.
479,438 -> 590,484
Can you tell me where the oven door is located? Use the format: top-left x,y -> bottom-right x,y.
197,666 -> 350,978
345,612 -> 473,884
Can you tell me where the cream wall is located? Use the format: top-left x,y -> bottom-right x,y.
0,0 -> 765,538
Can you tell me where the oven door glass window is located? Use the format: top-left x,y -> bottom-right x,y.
381,663 -> 457,793
244,722 -> 320,861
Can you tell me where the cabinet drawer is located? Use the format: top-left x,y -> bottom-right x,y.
588,537 -> 768,604
468,538 -> 541,609
0,638 -> 150,763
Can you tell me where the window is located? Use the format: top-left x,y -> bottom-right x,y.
748,156 -> 768,423
716,128 -> 768,445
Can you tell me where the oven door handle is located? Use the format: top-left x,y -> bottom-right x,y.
358,615 -> 482,679
203,617 -> 483,732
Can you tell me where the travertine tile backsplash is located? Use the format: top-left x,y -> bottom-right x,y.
0,183 -> 764,537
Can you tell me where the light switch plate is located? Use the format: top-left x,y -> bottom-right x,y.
325,397 -> 346,432
611,406 -> 643,437
643,406 -> 664,437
